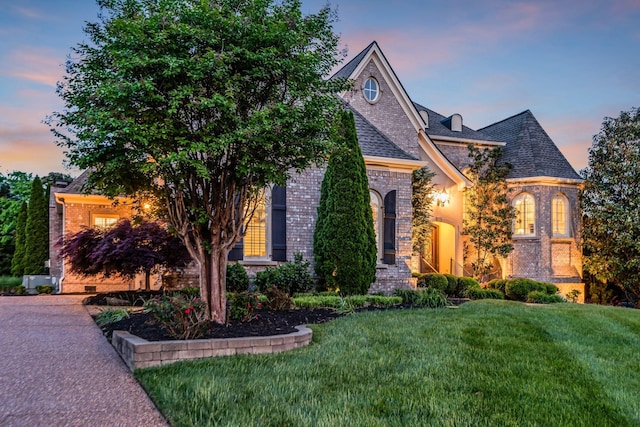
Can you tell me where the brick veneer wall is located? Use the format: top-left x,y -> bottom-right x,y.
506,183 -> 582,285
341,60 -> 420,159
54,198 -> 137,293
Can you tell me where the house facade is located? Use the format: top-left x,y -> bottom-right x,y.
50,41 -> 584,298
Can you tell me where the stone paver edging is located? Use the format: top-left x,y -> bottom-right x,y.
113,325 -> 312,370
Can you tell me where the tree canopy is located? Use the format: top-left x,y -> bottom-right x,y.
49,0 -> 345,321
581,107 -> 640,301
0,171 -> 32,275
462,145 -> 515,280
313,109 -> 376,295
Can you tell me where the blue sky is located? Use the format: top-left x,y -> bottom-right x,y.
1,0 -> 638,177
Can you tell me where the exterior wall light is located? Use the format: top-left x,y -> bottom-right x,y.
435,188 -> 450,207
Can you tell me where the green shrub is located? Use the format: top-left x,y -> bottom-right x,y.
421,274 -> 448,292
526,291 -> 565,304
226,263 -> 250,293
457,277 -> 479,296
0,276 -> 23,293
95,308 -> 130,327
226,292 -> 262,322
487,279 -> 507,292
417,288 -> 448,308
543,282 -> 559,295
264,286 -> 292,311
566,289 -> 581,303
292,295 -> 342,309
505,278 -> 546,301
179,286 -> 200,298
466,286 -> 504,300
366,295 -> 402,307
35,285 -> 54,294
442,274 -> 459,296
392,288 -> 421,304
255,253 -> 314,295
144,294 -> 209,339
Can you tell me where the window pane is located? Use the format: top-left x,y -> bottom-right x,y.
244,195 -> 267,258
514,194 -> 535,235
94,216 -> 118,228
552,196 -> 567,236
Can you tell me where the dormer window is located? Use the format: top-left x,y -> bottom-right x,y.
363,77 -> 379,103
441,113 -> 463,132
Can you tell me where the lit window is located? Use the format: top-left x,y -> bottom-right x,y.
370,190 -> 382,261
363,78 -> 379,102
93,215 -> 118,228
552,194 -> 570,236
244,192 -> 267,258
514,193 -> 535,236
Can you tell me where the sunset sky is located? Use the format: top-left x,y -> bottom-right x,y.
1,0 -> 638,177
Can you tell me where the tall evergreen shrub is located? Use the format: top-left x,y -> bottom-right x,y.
23,177 -> 48,275
313,109 -> 376,295
10,201 -> 27,276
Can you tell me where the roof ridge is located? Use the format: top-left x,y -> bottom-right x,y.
330,41 -> 377,81
478,109 -> 531,131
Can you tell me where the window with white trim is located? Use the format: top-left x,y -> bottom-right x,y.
513,193 -> 535,236
93,215 -> 118,228
363,78 -> 379,103
552,194 -> 570,237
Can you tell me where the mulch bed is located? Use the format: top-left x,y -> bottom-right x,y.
99,307 -> 345,342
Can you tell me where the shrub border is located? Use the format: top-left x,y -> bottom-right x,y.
112,325 -> 312,371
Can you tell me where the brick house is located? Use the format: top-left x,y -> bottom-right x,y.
50,41 -> 584,297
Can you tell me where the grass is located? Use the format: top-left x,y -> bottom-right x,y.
135,301 -> 640,426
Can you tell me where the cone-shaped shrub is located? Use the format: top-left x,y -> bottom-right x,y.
23,177 -> 48,275
313,109 -> 376,295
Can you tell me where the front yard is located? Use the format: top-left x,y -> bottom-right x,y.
136,300 -> 640,426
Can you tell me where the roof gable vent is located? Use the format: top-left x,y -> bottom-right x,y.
419,110 -> 429,128
441,113 -> 463,132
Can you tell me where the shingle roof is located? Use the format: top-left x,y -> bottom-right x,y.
349,106 -> 418,161
57,169 -> 91,194
330,41 -> 377,81
479,110 -> 581,180
413,102 -> 502,143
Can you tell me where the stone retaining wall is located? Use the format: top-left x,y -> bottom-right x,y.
112,325 -> 312,371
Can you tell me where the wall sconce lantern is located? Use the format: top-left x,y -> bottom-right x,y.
435,188 -> 450,207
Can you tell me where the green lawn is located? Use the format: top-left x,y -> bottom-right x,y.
135,301 -> 640,426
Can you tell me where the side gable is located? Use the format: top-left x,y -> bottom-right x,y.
479,110 -> 582,181
333,41 -> 469,187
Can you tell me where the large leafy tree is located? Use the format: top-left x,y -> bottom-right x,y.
462,145 -> 515,280
49,0 -> 344,322
581,107 -> 640,301
60,219 -> 191,289
24,177 -> 49,275
313,110 -> 376,295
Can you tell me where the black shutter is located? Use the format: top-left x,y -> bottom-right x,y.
271,185 -> 287,261
228,238 -> 244,261
383,190 -> 396,265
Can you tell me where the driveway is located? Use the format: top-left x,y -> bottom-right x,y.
0,295 -> 168,427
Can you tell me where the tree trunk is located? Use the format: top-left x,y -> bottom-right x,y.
144,270 -> 151,291
199,248 -> 229,324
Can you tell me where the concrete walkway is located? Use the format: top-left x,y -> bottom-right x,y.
0,295 -> 168,427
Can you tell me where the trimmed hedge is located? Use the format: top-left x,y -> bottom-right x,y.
505,278 -> 560,302
466,286 -> 504,300
487,279 -> 507,293
420,274 -> 448,292
291,295 -> 402,309
526,291 -> 565,304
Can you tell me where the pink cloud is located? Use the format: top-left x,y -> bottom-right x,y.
10,6 -> 51,21
3,48 -> 65,87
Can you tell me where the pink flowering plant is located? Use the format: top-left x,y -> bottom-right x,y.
144,294 -> 209,340
227,292 -> 262,322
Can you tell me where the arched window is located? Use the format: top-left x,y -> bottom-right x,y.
513,193 -> 535,236
370,190 -> 383,261
552,194 -> 570,237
